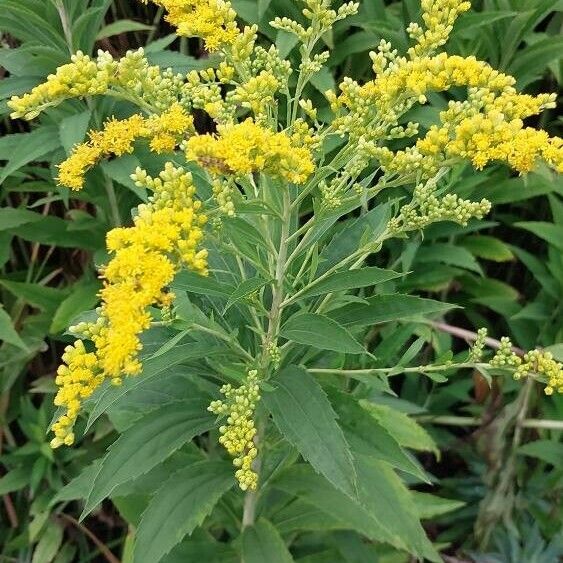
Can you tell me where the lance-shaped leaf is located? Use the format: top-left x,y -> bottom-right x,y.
263,365 -> 357,498
81,399 -> 215,519
242,519 -> 294,563
133,461 -> 234,563
280,313 -> 365,354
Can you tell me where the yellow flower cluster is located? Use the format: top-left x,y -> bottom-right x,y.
142,0 -> 240,51
208,369 -> 261,491
407,0 -> 471,57
416,91 -> 562,174
489,337 -> 563,395
51,340 -> 104,448
51,163 -> 207,446
8,51 -> 111,120
186,119 -> 315,184
57,104 -> 193,190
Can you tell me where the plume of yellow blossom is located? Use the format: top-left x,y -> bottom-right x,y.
141,0 -> 240,51
51,163 -> 208,446
57,104 -> 193,190
186,119 -> 315,184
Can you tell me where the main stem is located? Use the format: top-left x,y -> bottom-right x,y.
242,189 -> 292,528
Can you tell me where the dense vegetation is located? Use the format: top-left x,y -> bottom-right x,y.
0,1 -> 562,562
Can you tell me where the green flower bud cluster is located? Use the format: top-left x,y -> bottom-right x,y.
469,327 -> 488,362
212,179 -> 236,216
388,179 -> 491,233
251,45 -> 292,90
489,336 -> 520,369
266,342 -> 281,369
208,369 -> 261,491
115,48 -> 186,112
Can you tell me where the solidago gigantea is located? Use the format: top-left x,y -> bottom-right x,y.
10,0 -> 562,494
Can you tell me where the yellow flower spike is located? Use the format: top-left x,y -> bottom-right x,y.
57,104 -> 193,190
50,163 -> 208,445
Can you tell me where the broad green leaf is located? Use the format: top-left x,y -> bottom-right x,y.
461,235 -> 515,262
274,462 -> 439,561
0,126 -> 59,185
280,313 -> 365,354
273,465 -> 398,547
172,270 -> 234,298
96,19 -> 153,40
86,342 -> 225,431
514,222 -> 563,252
242,519 -> 294,563
133,461 -> 234,563
50,281 -> 100,333
511,35 -> 563,88
161,530 -> 238,563
353,456 -> 439,561
329,294 -> 457,327
81,399 -> 215,518
263,365 -> 357,498
411,492 -> 465,519
0,307 -> 27,350
415,244 -> 483,275
59,110 -> 91,154
224,276 -> 269,312
299,266 -> 402,299
518,440 -> 563,467
0,207 -> 43,230
32,520 -> 63,563
317,204 -> 391,275
332,392 -> 429,482
0,466 -> 29,494
0,280 -> 66,312
359,401 -> 438,457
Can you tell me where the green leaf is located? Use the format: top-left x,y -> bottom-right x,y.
242,519 -> 294,563
0,279 -> 66,312
280,313 -> 365,354
81,399 -> 215,518
59,110 -> 91,154
329,294 -> 457,327
0,126 -> 59,185
511,35 -> 563,88
332,392 -> 429,482
50,281 -> 100,334
411,492 -> 465,519
514,222 -> 563,252
263,365 -> 357,498
172,270 -> 234,298
518,440 -> 563,467
32,520 -> 63,563
359,401 -> 438,457
415,244 -> 483,275
133,461 -> 234,563
299,267 -> 402,299
85,342 -> 222,431
0,467 -> 29,494
96,19 -> 153,40
224,276 -> 269,312
0,207 -> 43,231
0,307 -> 28,350
461,235 -> 515,262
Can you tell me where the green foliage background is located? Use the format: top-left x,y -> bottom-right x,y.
0,0 -> 562,562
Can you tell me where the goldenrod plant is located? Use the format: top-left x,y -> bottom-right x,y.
4,0 -> 563,560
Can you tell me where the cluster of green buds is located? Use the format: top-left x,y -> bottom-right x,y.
212,178 -> 236,216
468,328 -> 488,362
208,369 -> 261,491
388,178 -> 491,234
